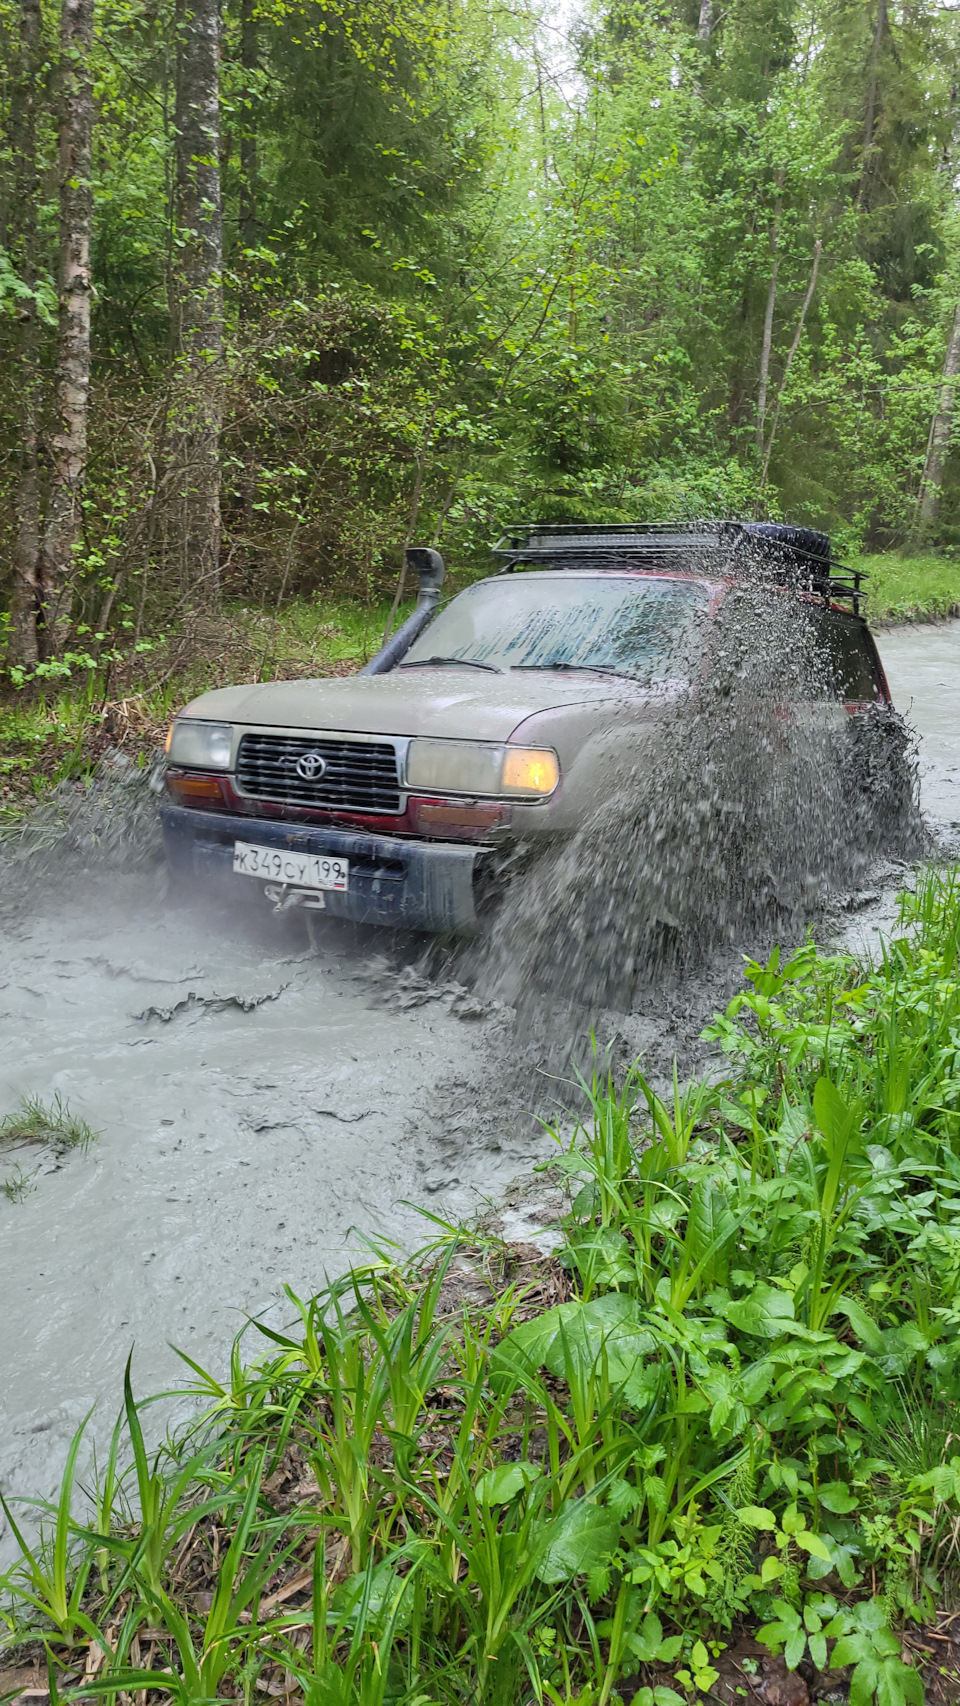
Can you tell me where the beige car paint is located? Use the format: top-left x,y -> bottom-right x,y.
179,667 -> 682,836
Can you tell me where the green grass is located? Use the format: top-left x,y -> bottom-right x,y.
0,1093 -> 97,1156
0,1164 -> 34,1203
4,871 -> 960,1703
224,593 -> 410,677
852,551 -> 960,621
0,1094 -> 97,1205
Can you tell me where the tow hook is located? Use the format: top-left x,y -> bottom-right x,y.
263,883 -> 327,914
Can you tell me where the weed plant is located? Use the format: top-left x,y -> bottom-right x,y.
0,1095 -> 97,1202
0,1094 -> 97,1154
4,871 -> 960,1704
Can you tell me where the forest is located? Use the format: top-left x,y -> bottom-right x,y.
1,0 -> 960,682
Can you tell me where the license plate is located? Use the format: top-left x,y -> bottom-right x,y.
232,840 -> 349,892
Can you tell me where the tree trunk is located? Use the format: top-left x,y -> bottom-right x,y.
858,0 -> 889,208
761,237 -> 822,485
36,0 -> 94,659
697,0 -> 713,42
239,0 -> 258,254
173,0 -> 223,607
8,0 -> 43,666
915,295 -> 960,538
756,176 -> 784,454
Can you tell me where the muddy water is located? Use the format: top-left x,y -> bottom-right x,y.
0,620 -> 957,1561
874,620 -> 960,831
0,885 -> 536,1560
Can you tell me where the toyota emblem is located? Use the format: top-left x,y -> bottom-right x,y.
295,750 -> 327,781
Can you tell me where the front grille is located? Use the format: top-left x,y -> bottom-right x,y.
236,733 -> 401,813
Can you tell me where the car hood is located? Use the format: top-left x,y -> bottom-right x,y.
180,668 -> 636,743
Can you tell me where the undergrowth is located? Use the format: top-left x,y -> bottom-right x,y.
853,552 -> 960,622
0,593 -> 407,818
4,870 -> 960,1704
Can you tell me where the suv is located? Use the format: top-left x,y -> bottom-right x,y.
161,522 -> 893,934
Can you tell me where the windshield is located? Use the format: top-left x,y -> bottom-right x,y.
400,573 -> 710,683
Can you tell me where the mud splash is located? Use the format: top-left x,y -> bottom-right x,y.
476,583 -> 922,1029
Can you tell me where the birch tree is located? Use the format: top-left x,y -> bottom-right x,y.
8,0 -> 43,664
173,0 -> 223,606
37,0 -> 94,657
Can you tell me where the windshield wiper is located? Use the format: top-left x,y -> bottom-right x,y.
510,661 -> 629,678
398,655 -> 502,673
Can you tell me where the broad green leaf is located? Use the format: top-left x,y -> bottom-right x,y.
737,1505 -> 777,1530
533,1499 -> 619,1584
794,1531 -> 832,1561
723,1284 -> 796,1337
567,1227 -> 635,1288
875,1658 -> 924,1706
818,1481 -> 857,1514
809,1633 -> 827,1670
849,1659 -> 882,1706
740,1358 -> 776,1405
831,1634 -> 874,1669
814,1076 -> 853,1147
474,1461 -> 541,1505
686,1180 -> 736,1272
640,1612 -> 663,1647
785,1628 -> 807,1670
492,1293 -> 656,1390
834,1297 -> 884,1353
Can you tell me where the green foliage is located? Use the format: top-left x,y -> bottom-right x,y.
0,1094 -> 98,1202
4,0 -> 960,653
853,553 -> 960,621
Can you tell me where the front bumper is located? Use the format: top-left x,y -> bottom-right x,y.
160,804 -> 483,934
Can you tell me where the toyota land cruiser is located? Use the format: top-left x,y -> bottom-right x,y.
161,522 -> 893,934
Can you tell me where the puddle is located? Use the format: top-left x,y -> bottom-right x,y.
874,620 -> 960,830
0,881 -> 534,1559
0,619 -> 957,1560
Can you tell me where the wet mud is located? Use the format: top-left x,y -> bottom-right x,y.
0,886 -> 541,1560
0,618 -> 957,1560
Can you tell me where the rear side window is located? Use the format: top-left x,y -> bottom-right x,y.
821,612 -> 880,702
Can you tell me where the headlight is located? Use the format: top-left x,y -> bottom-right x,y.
501,748 -> 560,794
406,739 -> 559,798
166,719 -> 234,770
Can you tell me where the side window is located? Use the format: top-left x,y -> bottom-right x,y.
822,612 -> 880,703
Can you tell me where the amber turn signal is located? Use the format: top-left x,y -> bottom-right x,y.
164,771 -> 230,810
501,747 -> 559,795
410,799 -> 507,841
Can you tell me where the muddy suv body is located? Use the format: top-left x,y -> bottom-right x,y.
161,522 -> 892,933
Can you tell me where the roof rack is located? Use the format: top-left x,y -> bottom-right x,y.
493,521 -> 867,615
